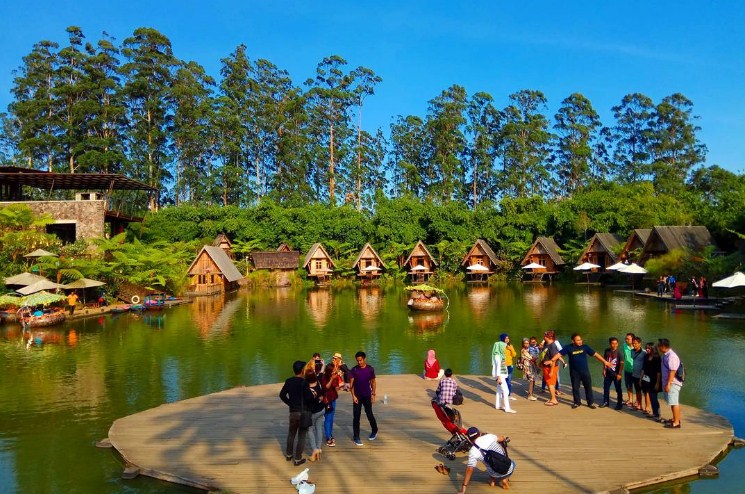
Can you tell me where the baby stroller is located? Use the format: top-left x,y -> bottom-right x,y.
431,400 -> 471,460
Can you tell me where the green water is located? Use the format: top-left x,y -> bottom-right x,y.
0,284 -> 743,493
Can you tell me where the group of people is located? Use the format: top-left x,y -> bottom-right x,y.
496,330 -> 684,429
279,351 -> 379,466
656,274 -> 709,299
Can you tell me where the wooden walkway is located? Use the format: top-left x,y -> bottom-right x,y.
107,375 -> 733,493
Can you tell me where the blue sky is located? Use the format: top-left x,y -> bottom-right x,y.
2,1 -> 744,173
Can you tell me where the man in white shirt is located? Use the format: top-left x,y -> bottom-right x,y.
456,427 -> 515,493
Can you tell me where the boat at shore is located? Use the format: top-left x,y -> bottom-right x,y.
405,284 -> 447,312
17,308 -> 66,328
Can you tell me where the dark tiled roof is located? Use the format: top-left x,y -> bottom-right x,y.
251,251 -> 300,270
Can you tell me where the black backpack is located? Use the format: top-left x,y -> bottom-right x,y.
476,441 -> 512,475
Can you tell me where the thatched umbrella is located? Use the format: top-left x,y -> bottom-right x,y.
23,249 -> 58,258
4,272 -> 48,286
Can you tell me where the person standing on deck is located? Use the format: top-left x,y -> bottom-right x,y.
500,334 -> 518,401
350,351 -> 378,446
550,333 -> 613,409
600,337 -> 624,410
622,332 -> 635,405
279,360 -> 314,466
640,342 -> 662,419
492,339 -> 516,413
630,336 -> 647,410
322,357 -> 344,447
658,338 -> 683,428
67,291 -> 79,315
540,330 -> 564,407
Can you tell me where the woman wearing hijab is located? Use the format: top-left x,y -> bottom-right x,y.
424,349 -> 445,379
491,339 -> 516,413
500,333 -> 518,400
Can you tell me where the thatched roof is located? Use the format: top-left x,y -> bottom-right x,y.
212,233 -> 232,248
641,226 -> 719,260
403,240 -> 438,267
251,251 -> 300,270
579,233 -> 624,262
187,246 -> 243,282
521,236 -> 565,266
633,228 -> 652,245
303,243 -> 337,269
353,243 -> 384,269
461,239 -> 499,266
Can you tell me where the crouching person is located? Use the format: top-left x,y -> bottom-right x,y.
457,426 -> 515,492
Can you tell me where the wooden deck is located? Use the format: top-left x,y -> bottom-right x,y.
107,375 -> 733,493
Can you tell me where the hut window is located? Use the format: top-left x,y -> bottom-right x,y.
315,260 -> 322,270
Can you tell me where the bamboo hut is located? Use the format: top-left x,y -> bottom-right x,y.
353,243 -> 385,282
461,239 -> 499,283
250,249 -> 300,287
186,246 -> 243,295
403,240 -> 438,282
638,226 -> 720,265
578,233 -> 624,270
303,243 -> 336,284
619,229 -> 652,263
520,237 -> 565,282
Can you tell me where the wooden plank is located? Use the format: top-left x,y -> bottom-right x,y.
108,375 -> 733,493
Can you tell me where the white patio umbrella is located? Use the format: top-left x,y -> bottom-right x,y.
617,263 -> 647,274
410,265 -> 427,271
16,279 -> 66,295
606,261 -> 628,271
712,271 -> 745,288
522,262 -> 546,270
616,263 -> 647,289
573,262 -> 601,271
361,265 -> 381,272
467,264 -> 489,271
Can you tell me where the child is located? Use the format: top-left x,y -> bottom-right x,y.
521,338 -> 538,400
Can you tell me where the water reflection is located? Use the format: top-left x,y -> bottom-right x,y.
522,285 -> 550,319
466,287 -> 490,319
190,296 -> 243,338
407,312 -> 447,338
306,288 -> 332,327
357,287 -> 382,321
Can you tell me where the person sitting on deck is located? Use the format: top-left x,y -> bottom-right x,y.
456,426 -> 515,493
435,368 -> 458,405
424,349 -> 445,380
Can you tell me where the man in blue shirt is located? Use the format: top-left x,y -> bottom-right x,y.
551,333 -> 613,409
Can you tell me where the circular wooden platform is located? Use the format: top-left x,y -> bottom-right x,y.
107,375 -> 733,493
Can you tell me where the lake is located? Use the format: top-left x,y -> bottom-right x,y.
0,284 -> 742,493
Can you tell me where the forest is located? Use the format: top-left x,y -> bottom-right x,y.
1,26 -> 744,294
